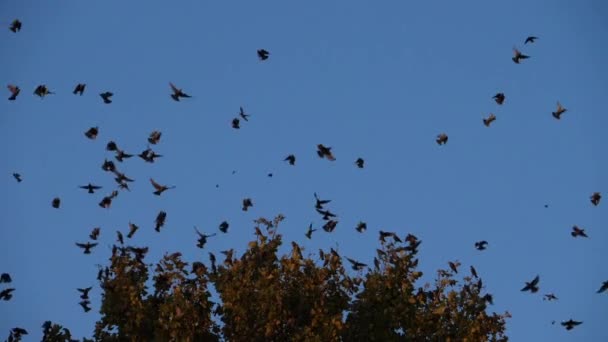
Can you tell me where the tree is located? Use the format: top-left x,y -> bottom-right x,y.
19,215 -> 509,341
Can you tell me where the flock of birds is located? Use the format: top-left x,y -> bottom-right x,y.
2,17 -> 606,339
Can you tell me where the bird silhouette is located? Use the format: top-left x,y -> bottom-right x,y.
317,144 -> 336,161
483,114 -> 496,127
106,141 -> 118,152
219,221 -> 229,233
232,118 -> 240,129
73,83 -> 86,95
116,231 -> 124,244
52,197 -> 61,209
99,191 -> 118,208
590,192 -> 601,206
493,93 -> 505,105
79,300 -> 92,312
138,147 -> 162,163
470,266 -> 478,278
100,91 -> 113,104
305,223 -> 317,239
314,192 -> 331,209
322,220 -> 338,232
512,47 -> 530,64
127,222 -> 139,239
89,227 -> 100,240
448,261 -> 461,274
316,208 -> 337,220
150,178 -> 175,196
242,198 -> 253,211
12,173 -> 22,183
80,183 -> 102,194
194,226 -> 216,249
571,226 -> 588,238
561,319 -> 582,330
77,287 -> 92,300
84,127 -> 99,140
155,211 -> 167,232
169,82 -> 192,101
521,275 -> 540,293
257,49 -> 270,60
7,85 -> 20,101
239,106 -> 250,121
34,85 -> 54,98
9,19 -> 22,33
75,242 -> 98,254
345,257 -> 368,271
101,159 -> 116,172
355,158 -> 365,168
543,293 -> 558,301
355,221 -> 367,233
0,273 -> 11,283
0,288 -> 15,300
524,36 -> 538,44
552,101 -> 567,119
436,133 -> 448,145
148,131 -> 162,145
379,230 -> 402,243
115,149 -> 133,162
284,154 -> 296,165
597,281 -> 608,294
474,240 -> 488,250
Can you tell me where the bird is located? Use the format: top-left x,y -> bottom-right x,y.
543,293 -> 558,301
521,275 -> 540,293
77,287 -> 92,300
597,281 -> 608,293
115,149 -> 133,162
571,226 -> 588,238
345,257 -> 368,271
155,211 -> 167,232
100,92 -> 113,104
355,221 -> 367,233
219,221 -> 229,233
89,227 -> 100,240
483,114 -> 496,127
34,85 -> 54,98
512,47 -> 530,64
12,173 -> 22,182
148,131 -> 162,145
355,158 -> 365,168
322,220 -> 338,233
257,49 -> 270,60
305,223 -> 317,239
84,127 -> 99,140
0,288 -> 15,301
552,101 -> 567,119
113,171 -> 134,184
101,159 -> 116,173
127,222 -> 139,239
448,261 -> 461,274
79,300 -> 92,312
116,231 -> 124,245
7,85 -> 20,101
242,198 -> 253,211
561,319 -> 582,331
483,294 -> 494,305
524,36 -> 538,44
590,192 -> 601,206
169,82 -> 191,101
9,327 -> 27,339
0,273 -> 11,283
470,266 -> 478,279
138,147 -> 162,163
75,242 -> 98,254
239,106 -> 250,121
194,227 -> 216,249
316,208 -> 337,220
9,19 -> 22,32
150,178 -> 175,196
317,144 -> 336,161
99,191 -> 118,209
106,141 -> 118,152
80,183 -> 102,194
474,240 -> 488,251
73,83 -> 86,95
52,197 -> 61,209
436,133 -> 448,145
492,93 -> 505,105
379,230 -> 402,243
232,118 -> 240,129
284,154 -> 296,165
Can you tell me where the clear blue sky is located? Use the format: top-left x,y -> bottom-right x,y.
1,1 -> 607,340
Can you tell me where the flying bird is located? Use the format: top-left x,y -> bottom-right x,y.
89,227 -> 100,240
232,118 -> 240,129
345,257 -> 368,271
12,173 -> 22,182
106,141 -> 118,152
115,149 -> 133,162
84,127 -> 99,140
590,192 -> 601,206
0,288 -> 15,301
552,101 -> 567,120
101,159 -> 116,172
597,281 -> 608,294
436,133 -> 448,145
524,36 -> 538,44
0,273 -> 11,283
316,208 -> 337,220
521,275 -> 540,293
561,319 -> 582,331
73,83 -> 86,95
194,227 -> 216,249
75,242 -> 98,254
284,154 -> 296,165
493,93 -> 505,105
379,230 -> 402,243
9,19 -> 22,32
52,197 -> 61,209
257,49 -> 270,60
305,223 -> 317,239
150,178 -> 175,196
355,221 -> 367,233
169,82 -> 192,101
322,220 -> 338,233
155,211 -> 167,232
100,91 -> 113,104
34,85 -> 54,98
470,266 -> 478,279
79,300 -> 92,312
317,144 -> 336,161
7,85 -> 20,101
239,106 -> 250,121
242,198 -> 253,211
571,226 -> 588,238
448,261 -> 461,274
127,222 -> 139,238
512,47 -> 530,64
99,191 -> 118,208
77,287 -> 92,300
355,158 -> 365,168
138,147 -> 162,163
483,114 -> 496,127
543,293 -> 558,301
80,183 -> 102,194
219,221 -> 229,233
116,231 -> 124,245
148,131 -> 162,145
474,240 -> 488,251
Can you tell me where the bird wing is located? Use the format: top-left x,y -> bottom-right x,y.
531,275 -> 540,286
169,82 -> 179,93
150,178 -> 163,190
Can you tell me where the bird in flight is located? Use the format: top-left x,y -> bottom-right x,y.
257,49 -> 270,61
492,93 -> 505,105
51,197 -> 61,209
84,127 -> 99,140
316,208 -> 337,220
194,227 -> 216,249
483,114 -> 496,127
169,82 -> 192,101
561,319 -> 582,331
99,191 -> 119,208
322,220 -> 338,233
12,173 -> 22,183
597,281 -> 608,294
138,147 -> 162,163
242,198 -> 253,211
521,275 -> 540,293
7,85 -> 20,101
317,144 -> 336,161
9,19 -> 22,33
77,287 -> 92,300
470,266 -> 478,278
543,293 -> 558,301
89,227 -> 100,240
80,183 -> 102,194
571,226 -> 588,238
474,240 -> 488,251
0,288 -> 15,301
448,261 -> 461,274
590,192 -> 601,206
436,133 -> 448,145
127,222 -> 139,239
239,106 -> 250,121
232,118 -> 240,129
73,83 -> 86,95
150,178 -> 175,196
284,154 -> 296,165
552,101 -> 567,120
75,242 -> 98,254
100,91 -> 113,104
305,223 -> 317,239
355,158 -> 365,168
219,221 -> 229,233
524,36 -> 538,44
345,257 -> 368,271
355,221 -> 367,233
148,131 -> 162,145
34,85 -> 54,98
155,211 -> 167,232
79,300 -> 92,312
512,47 -> 530,64
0,273 -> 11,283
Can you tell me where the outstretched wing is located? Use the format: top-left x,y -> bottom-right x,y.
150,178 -> 163,191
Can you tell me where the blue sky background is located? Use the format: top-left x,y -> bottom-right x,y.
1,0 -> 607,340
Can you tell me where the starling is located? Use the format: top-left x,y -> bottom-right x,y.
355,221 -> 367,233
232,118 -> 240,129
9,19 -> 22,33
552,101 -> 567,120
317,144 -> 336,161
512,47 -> 530,64
355,158 -> 365,168
436,133 -> 448,145
492,93 -> 505,105
590,192 -> 601,206
0,273 -> 11,283
169,82 -> 192,101
34,85 -> 54,98
474,240 -> 488,250
561,319 -> 582,331
73,83 -> 86,95
305,223 -> 317,239
100,91 -> 113,104
571,225 -> 588,238
7,85 -> 20,101
521,275 -> 540,293
12,173 -> 22,182
75,242 -> 98,254
84,127 -> 99,140
219,221 -> 229,233
80,183 -> 102,194
150,178 -> 175,196
242,198 -> 253,211
284,154 -> 296,165
239,106 -> 250,121
148,131 -> 162,145
524,36 -> 538,44
483,114 -> 496,127
52,197 -> 61,209
155,211 -> 167,232
257,49 -> 270,60
127,222 -> 139,238
89,227 -> 100,240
